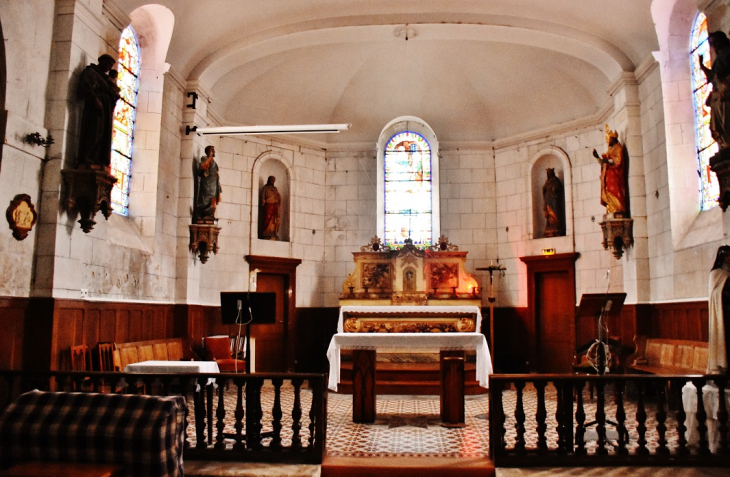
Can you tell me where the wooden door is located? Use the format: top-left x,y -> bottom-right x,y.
251,273 -> 287,372
536,271 -> 573,373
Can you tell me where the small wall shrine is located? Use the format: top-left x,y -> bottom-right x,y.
340,235 -> 480,307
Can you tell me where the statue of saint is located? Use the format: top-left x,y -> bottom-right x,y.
194,146 -> 222,221
260,176 -> 281,240
593,125 -> 629,217
542,168 -> 564,237
700,31 -> 730,150
77,54 -> 118,168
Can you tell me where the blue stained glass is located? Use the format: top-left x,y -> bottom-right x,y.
110,25 -> 140,216
691,13 -> 720,210
384,131 -> 433,248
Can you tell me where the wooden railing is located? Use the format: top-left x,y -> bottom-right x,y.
0,371 -> 327,464
490,374 -> 730,467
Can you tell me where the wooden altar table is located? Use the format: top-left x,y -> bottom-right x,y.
326,333 -> 492,423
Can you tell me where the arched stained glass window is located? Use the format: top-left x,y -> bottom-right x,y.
383,131 -> 433,248
111,26 -> 140,216
691,12 -> 719,210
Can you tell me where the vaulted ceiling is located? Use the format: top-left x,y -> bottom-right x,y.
115,0 -> 660,146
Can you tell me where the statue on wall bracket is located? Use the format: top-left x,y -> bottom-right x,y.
593,124 -> 633,259
62,54 -> 120,233
189,145 -> 222,263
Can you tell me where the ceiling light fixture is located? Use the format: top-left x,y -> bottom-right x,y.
185,124 -> 351,136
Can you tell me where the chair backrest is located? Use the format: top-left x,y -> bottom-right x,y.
96,342 -> 118,371
204,335 -> 233,360
138,344 -> 155,362
119,347 -> 139,370
167,340 -> 183,361
70,345 -> 91,372
153,343 -> 169,361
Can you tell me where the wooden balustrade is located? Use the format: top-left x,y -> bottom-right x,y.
0,370 -> 327,464
490,374 -> 730,467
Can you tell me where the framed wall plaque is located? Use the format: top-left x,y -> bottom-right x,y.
6,194 -> 38,240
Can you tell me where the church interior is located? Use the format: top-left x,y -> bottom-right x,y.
1,0 -> 730,475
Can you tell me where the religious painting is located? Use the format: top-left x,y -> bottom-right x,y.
6,194 -> 38,240
429,263 -> 458,290
362,263 -> 391,289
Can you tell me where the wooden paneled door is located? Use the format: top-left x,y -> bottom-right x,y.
245,255 -> 301,372
535,270 -> 574,373
520,253 -> 579,374
252,273 -> 287,372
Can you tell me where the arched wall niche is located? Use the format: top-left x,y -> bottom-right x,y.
528,146 -> 573,240
375,116 -> 440,244
252,151 -> 291,243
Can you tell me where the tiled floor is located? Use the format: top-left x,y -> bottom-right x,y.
325,392 -> 489,458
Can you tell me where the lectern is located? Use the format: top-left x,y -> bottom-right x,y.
575,293 -> 626,374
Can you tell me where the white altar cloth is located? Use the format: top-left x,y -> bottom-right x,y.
326,332 -> 492,391
125,360 -> 220,388
338,305 -> 483,333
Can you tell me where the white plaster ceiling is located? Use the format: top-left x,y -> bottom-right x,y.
114,0 -> 660,145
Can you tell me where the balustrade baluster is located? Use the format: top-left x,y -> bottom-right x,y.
233,378 -> 245,450
636,381 -> 648,455
215,378 -> 227,450
535,380 -> 547,452
717,378 -> 729,455
555,381 -> 571,455
574,380 -> 586,455
194,377 -> 207,449
245,378 -> 264,450
615,379 -> 627,455
595,380 -> 608,455
656,380 -> 669,455
694,378 -> 710,455
308,379 -> 317,448
674,378 -> 689,456
514,381 -> 526,453
270,378 -> 283,450
291,378 -> 303,449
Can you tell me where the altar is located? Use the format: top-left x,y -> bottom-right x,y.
331,237 -> 491,424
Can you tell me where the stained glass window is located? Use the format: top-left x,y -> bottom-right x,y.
691,12 -> 719,210
383,131 -> 432,248
111,26 -> 140,216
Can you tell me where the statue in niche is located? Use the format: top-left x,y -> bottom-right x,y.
77,54 -> 118,168
403,268 -> 417,292
542,168 -> 565,237
700,31 -> 730,150
593,125 -> 630,217
194,145 -> 222,222
260,175 -> 281,240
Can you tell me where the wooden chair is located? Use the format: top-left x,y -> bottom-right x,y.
69,345 -> 92,391
204,335 -> 246,373
96,342 -> 118,372
70,345 -> 91,371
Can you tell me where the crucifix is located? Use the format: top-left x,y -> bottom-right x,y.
476,262 -> 506,366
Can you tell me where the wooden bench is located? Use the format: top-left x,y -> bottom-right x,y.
116,338 -> 185,370
626,336 -> 708,375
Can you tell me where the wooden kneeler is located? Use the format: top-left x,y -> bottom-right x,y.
440,350 -> 466,428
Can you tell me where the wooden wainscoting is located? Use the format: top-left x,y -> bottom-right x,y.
0,297 -> 28,370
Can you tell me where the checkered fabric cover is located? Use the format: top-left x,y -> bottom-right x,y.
0,390 -> 187,477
